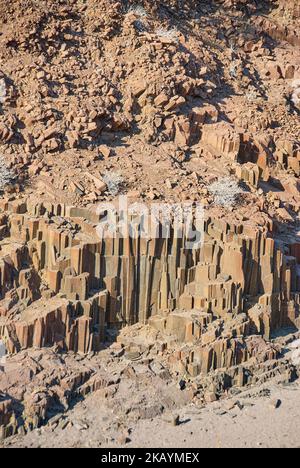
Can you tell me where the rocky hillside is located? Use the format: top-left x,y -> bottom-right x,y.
0,0 -> 299,447
0,0 -> 299,219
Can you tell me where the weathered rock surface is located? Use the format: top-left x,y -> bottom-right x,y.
0,198 -> 298,437
0,0 -> 299,446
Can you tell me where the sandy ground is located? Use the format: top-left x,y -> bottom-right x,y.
129,383 -> 300,449
3,379 -> 300,449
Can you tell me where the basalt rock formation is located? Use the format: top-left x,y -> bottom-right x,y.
0,200 -> 299,440
0,200 -> 299,358
0,0 -> 300,446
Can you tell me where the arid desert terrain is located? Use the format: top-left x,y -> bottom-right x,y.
0,0 -> 300,449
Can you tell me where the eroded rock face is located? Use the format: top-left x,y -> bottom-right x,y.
256,0 -> 300,47
0,200 -> 299,360
0,0 -> 299,445
0,348 -> 101,439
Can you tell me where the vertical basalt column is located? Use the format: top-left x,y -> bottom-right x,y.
159,268 -> 170,311
70,245 -> 82,275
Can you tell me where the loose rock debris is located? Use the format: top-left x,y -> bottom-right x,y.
0,0 -> 299,448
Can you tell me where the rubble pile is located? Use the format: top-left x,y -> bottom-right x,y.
0,0 -> 298,208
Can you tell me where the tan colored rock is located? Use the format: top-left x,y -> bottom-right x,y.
85,172 -> 107,192
201,123 -> 241,160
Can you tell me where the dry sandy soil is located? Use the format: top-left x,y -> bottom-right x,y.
3,379 -> 300,449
